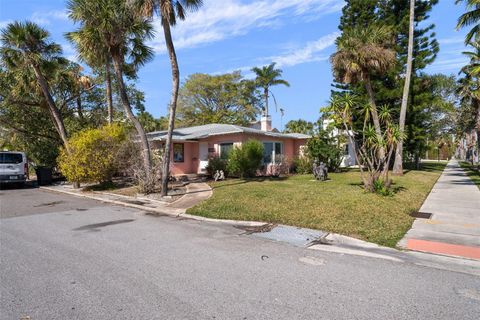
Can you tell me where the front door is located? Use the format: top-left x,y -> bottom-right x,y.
198,142 -> 209,173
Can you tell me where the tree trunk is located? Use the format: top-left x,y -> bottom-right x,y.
105,58 -> 114,124
264,87 -> 269,116
111,55 -> 152,176
31,64 -> 70,153
393,0 -> 415,175
160,18 -> 180,197
364,76 -> 386,160
76,96 -> 83,121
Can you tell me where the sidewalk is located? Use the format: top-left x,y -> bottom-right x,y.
398,160 -> 480,260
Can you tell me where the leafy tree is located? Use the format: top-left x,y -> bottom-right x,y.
138,112 -> 168,132
128,0 -> 204,196
456,0 -> 480,44
251,63 -> 290,116
67,0 -> 155,180
176,72 -> 261,127
284,119 -> 315,135
306,129 -> 343,172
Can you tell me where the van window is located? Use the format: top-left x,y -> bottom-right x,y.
0,153 -> 23,164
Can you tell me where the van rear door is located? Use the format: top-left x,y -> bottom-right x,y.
0,153 -> 26,176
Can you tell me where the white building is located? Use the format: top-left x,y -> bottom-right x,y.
322,119 -> 357,167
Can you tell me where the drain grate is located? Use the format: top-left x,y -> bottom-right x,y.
410,211 -> 432,219
234,223 -> 277,235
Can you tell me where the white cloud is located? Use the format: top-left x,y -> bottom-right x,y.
149,0 -> 344,53
270,32 -> 339,67
438,37 -> 465,45
429,57 -> 469,73
31,10 -> 69,26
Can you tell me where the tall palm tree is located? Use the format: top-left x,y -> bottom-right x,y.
330,25 -> 396,160
0,21 -> 71,152
251,63 -> 290,116
66,30 -> 114,124
128,0 -> 203,196
67,0 -> 155,177
456,0 -> 480,44
393,0 -> 415,175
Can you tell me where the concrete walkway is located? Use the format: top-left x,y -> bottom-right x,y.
398,160 -> 480,260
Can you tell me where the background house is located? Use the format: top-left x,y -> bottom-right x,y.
147,116 -> 310,175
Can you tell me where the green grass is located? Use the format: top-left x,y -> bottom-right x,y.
459,162 -> 480,190
187,162 -> 446,247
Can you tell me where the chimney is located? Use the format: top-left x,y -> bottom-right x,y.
261,115 -> 272,132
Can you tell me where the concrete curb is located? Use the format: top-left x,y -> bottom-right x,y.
39,185 -> 265,227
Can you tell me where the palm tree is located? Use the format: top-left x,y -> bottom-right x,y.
330,25 -> 396,160
393,0 -> 415,175
251,63 -> 290,116
456,0 -> 480,44
66,29 -> 114,124
128,0 -> 203,196
0,21 -> 71,152
67,0 -> 155,177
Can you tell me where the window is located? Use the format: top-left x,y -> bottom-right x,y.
219,143 -> 233,159
0,153 -> 23,164
262,142 -> 283,164
173,143 -> 184,162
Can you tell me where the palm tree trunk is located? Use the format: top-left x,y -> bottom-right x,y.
364,76 -> 386,160
160,18 -> 180,197
31,64 -> 70,153
264,87 -> 269,116
105,58 -> 114,124
393,0 -> 415,175
111,55 -> 152,176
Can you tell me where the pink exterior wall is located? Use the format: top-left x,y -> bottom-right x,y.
151,134 -> 308,175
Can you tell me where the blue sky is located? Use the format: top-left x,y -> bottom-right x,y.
0,0 -> 470,129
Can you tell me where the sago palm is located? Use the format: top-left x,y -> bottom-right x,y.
456,0 -> 480,44
128,0 -> 203,196
67,0 -> 155,177
251,62 -> 290,116
330,25 -> 396,159
0,21 -> 71,151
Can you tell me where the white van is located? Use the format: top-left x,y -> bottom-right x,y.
0,151 -> 28,186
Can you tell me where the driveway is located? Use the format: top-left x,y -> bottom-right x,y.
1,188 -> 479,319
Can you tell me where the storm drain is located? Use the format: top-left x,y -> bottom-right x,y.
245,224 -> 328,247
235,223 -> 277,235
410,211 -> 432,219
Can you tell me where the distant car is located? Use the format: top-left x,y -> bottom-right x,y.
0,151 -> 28,186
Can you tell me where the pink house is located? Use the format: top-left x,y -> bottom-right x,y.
146,116 -> 310,175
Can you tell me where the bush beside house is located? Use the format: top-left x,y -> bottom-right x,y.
58,124 -> 127,185
227,139 -> 264,178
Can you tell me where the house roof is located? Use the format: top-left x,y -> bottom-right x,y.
146,123 -> 311,141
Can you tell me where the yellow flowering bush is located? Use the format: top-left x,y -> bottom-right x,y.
58,124 -> 127,184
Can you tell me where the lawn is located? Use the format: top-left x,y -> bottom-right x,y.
459,161 -> 480,190
187,162 -> 446,247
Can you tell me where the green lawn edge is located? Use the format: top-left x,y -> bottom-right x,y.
459,161 -> 480,190
187,162 -> 446,247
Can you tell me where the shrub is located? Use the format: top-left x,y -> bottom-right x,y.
206,156 -> 228,177
58,124 -> 127,185
306,130 -> 343,172
293,156 -> 312,174
227,139 -> 264,178
114,138 -> 163,194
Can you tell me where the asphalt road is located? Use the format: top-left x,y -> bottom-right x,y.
1,187 -> 479,319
